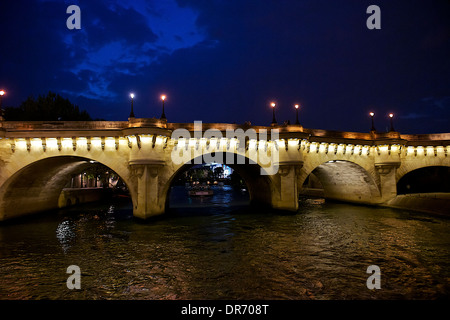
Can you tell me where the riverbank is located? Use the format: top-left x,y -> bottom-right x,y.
300,188 -> 450,217
385,193 -> 450,217
58,188 -> 113,208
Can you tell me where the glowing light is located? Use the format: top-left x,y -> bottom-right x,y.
416,146 -> 425,155
0,90 -> 5,96
229,138 -> 237,148
91,137 -> 102,148
288,139 -> 298,148
177,138 -> 186,148
139,135 -> 151,144
271,102 -> 276,108
15,139 -> 27,150
30,138 -> 42,149
61,138 -> 73,149
319,143 -> 326,153
389,113 -> 394,118
105,137 -> 116,148
130,93 -> 135,99
155,136 -> 163,146
369,112 -> 374,117
46,138 -> 58,150
76,137 -> 87,148
161,95 -> 166,101
295,104 -> 299,109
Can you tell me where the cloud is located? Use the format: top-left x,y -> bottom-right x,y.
1,0 -> 449,134
420,96 -> 450,110
400,113 -> 427,120
0,0 -> 207,103
60,0 -> 207,102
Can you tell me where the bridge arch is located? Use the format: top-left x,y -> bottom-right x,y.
0,155 -> 134,221
397,165 -> 450,194
300,159 -> 381,204
162,152 -> 274,211
396,160 -> 450,182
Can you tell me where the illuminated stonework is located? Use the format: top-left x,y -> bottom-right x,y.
0,119 -> 449,221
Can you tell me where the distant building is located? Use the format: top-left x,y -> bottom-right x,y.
204,162 -> 233,178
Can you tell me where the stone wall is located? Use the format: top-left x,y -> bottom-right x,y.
58,187 -> 113,208
386,193 -> 450,216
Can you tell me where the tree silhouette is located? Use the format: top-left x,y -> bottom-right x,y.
4,91 -> 92,121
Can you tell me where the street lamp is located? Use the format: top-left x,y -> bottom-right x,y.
0,90 -> 5,121
369,112 -> 376,131
389,113 -> 395,132
129,93 -> 135,118
160,94 -> 166,120
294,104 -> 300,124
271,102 -> 277,125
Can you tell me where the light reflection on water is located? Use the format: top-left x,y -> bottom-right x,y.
0,185 -> 449,300
55,220 -> 76,253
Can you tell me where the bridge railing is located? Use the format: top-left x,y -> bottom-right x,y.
0,120 -> 130,130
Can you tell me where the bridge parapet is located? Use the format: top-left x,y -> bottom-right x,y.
1,120 -> 449,162
1,119 -> 449,140
0,120 -> 129,131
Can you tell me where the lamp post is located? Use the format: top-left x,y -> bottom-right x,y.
389,113 -> 395,132
271,102 -> 277,125
294,104 -> 300,124
129,93 -> 135,118
160,95 -> 166,120
0,90 -> 5,121
369,112 -> 375,131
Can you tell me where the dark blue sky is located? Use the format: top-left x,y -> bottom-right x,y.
0,0 -> 449,134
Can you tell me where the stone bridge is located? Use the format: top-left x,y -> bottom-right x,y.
0,118 -> 449,221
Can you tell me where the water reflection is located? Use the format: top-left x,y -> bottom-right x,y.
55,220 -> 76,253
169,185 -> 250,209
0,187 -> 449,300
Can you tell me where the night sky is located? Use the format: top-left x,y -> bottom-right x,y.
0,0 -> 449,134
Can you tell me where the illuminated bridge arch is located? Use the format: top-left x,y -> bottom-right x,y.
396,155 -> 450,182
300,159 -> 381,204
0,155 -> 134,221
397,165 -> 450,194
163,151 -> 275,211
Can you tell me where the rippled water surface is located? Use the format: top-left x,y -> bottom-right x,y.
1,185 -> 449,300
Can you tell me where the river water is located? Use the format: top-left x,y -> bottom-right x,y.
0,185 -> 449,300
